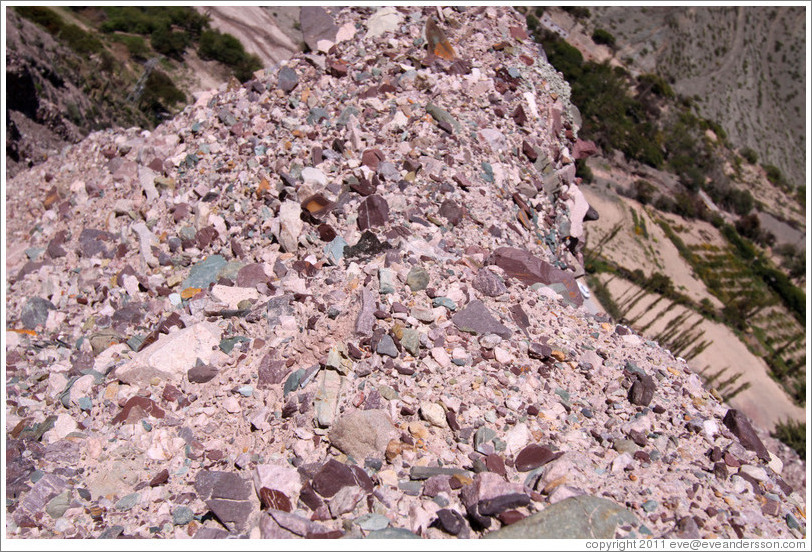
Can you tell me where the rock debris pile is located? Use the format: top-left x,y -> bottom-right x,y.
5,6 -> 805,541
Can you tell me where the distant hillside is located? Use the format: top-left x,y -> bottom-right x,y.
588,6 -> 806,196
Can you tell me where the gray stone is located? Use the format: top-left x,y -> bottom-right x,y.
21,297 -> 55,329
114,322 -> 222,386
354,513 -> 391,531
379,268 -> 395,295
628,374 -> 656,406
355,288 -> 376,336
300,6 -> 338,52
484,495 -> 641,539
406,266 -> 430,291
376,334 -> 398,358
723,409 -> 771,461
329,409 -> 396,461
365,527 -> 420,539
451,300 -> 512,339
173,506 -> 195,525
277,67 -> 299,93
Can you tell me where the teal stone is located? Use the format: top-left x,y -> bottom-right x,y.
219,260 -> 245,282
307,107 -> 330,125
480,161 -> 494,183
787,513 -> 801,530
337,106 -> 360,127
30,470 -> 45,483
116,493 -> 140,511
283,368 -> 306,396
220,335 -> 249,354
191,122 -> 201,133
624,360 -> 646,376
406,266 -> 430,291
237,385 -> 253,397
431,297 -> 457,310
554,388 -> 571,402
365,527 -> 420,539
126,335 -> 145,352
492,438 -> 506,452
183,153 -> 199,168
78,397 -> 93,411
182,255 -> 227,290
474,426 -> 496,452
508,67 -> 521,78
325,236 -> 349,265
484,495 -> 642,539
613,439 -> 639,454
25,247 -> 45,260
355,513 -> 391,531
141,420 -> 152,432
642,500 -> 658,512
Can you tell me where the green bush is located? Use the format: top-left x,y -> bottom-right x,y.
575,159 -> 594,183
59,24 -> 103,55
115,35 -> 150,60
139,69 -> 185,118
199,29 -> 262,81
15,6 -> 63,34
771,419 -> 806,459
634,179 -> 656,205
637,73 -> 674,98
150,27 -> 190,59
100,6 -> 207,37
762,164 -> 788,188
740,147 -> 758,164
592,28 -> 616,48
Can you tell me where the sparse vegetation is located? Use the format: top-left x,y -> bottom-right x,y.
199,30 -> 263,82
591,28 -> 616,48
771,418 -> 806,459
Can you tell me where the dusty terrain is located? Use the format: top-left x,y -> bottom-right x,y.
4,6 -> 805,542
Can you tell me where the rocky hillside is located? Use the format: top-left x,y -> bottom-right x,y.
4,6 -> 300,179
5,6 -> 805,541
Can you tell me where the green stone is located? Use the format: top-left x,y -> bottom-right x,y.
115,492 -> 140,511
46,491 -> 72,519
365,527 -> 420,539
400,328 -> 420,356
484,495 -> 641,539
613,439 -> 639,454
406,266 -> 430,292
182,255 -> 227,290
431,297 -> 457,310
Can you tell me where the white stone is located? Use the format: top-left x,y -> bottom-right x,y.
767,451 -> 783,475
301,167 -> 327,187
46,413 -> 78,443
223,397 -> 242,413
276,200 -> 303,253
494,346 -> 513,364
420,401 -> 447,428
739,464 -> 768,482
702,419 -> 719,439
114,322 -> 222,386
430,347 -> 451,369
504,423 -> 530,456
335,22 -> 356,42
211,284 -> 259,310
366,7 -> 402,39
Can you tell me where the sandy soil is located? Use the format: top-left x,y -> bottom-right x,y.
581,183 -> 724,308
580,181 -> 805,431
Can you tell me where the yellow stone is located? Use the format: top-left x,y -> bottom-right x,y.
407,421 -> 429,440
667,366 -> 680,376
181,287 -> 202,299
551,350 -> 567,361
